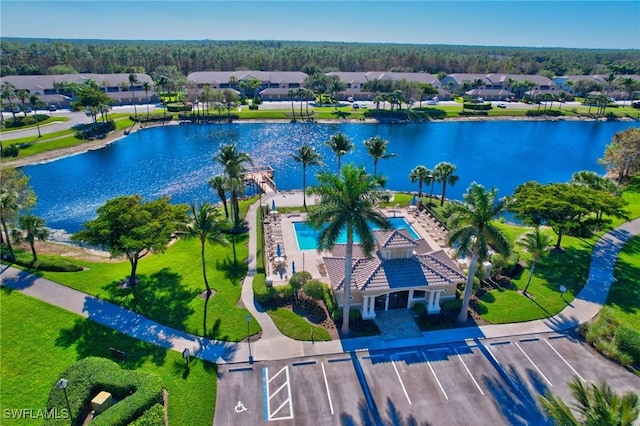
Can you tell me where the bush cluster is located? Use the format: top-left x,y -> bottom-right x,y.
614,326 -> 640,365
74,120 -> 116,140
1,144 -> 20,157
3,114 -> 49,128
166,103 -> 192,112
130,113 -> 173,123
248,104 -> 259,110
525,109 -> 564,117
459,110 -> 489,116
13,252 -> 83,272
322,285 -> 336,317
463,102 -> 492,111
46,357 -> 164,426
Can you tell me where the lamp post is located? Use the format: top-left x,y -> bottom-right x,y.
57,378 -> 71,422
428,174 -> 435,206
246,315 -> 253,364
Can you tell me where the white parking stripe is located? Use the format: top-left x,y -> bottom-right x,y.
454,348 -> 484,395
421,352 -> 449,400
543,338 -> 586,383
514,341 -> 553,387
321,362 -> 335,415
391,360 -> 412,405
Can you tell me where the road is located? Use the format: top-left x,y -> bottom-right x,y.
215,331 -> 640,426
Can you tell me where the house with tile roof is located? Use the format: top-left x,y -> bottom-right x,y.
323,229 -> 466,319
0,73 -> 157,109
187,71 -> 308,101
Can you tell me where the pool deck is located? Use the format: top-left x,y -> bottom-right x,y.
263,191 -> 459,285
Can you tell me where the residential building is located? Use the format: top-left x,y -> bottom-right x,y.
187,71 -> 308,101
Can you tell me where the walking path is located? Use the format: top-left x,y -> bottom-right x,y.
1,200 -> 639,364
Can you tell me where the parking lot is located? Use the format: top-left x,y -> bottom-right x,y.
215,332 -> 640,425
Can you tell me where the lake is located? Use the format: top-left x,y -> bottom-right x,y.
22,120 -> 638,235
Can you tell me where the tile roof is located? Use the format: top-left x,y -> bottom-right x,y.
374,229 -> 418,249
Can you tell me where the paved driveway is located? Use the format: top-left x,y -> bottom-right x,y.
215,332 -> 640,425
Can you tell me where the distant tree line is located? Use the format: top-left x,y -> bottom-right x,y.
2,38 -> 639,78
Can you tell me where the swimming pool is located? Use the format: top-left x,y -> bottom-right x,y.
293,217 -> 420,250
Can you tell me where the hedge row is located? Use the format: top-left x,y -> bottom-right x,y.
166,103 -> 192,112
525,109 -> 564,117
74,120 -> 116,140
463,102 -> 492,110
130,113 -> 173,123
46,357 -> 164,426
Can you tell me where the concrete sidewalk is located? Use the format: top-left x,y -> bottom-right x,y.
2,201 -> 639,364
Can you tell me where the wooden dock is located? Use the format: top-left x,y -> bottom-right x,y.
244,166 -> 276,194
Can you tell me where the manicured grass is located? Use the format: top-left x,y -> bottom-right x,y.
0,289 -> 217,425
266,307 -> 331,341
1,115 -> 69,133
607,235 -> 640,331
27,198 -> 262,342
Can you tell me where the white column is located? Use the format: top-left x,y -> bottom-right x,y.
427,290 -> 441,314
369,296 -> 375,313
384,293 -> 389,311
407,290 -> 414,310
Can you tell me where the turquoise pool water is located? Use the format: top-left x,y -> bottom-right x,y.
294,217 -> 419,250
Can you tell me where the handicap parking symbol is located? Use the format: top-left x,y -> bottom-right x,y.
235,400 -> 247,413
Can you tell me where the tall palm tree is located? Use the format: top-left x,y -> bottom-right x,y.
308,165 -> 391,334
517,226 -> 553,295
29,94 -> 42,137
617,76 -> 637,106
364,135 -> 396,176
539,376 -> 639,426
213,144 -> 253,228
434,161 -> 460,206
447,183 -> 511,323
325,133 -> 354,173
208,174 -> 229,219
0,190 -> 18,261
1,81 -> 17,122
128,73 -> 139,116
181,203 -> 228,296
409,165 -> 430,197
13,215 -> 49,263
290,145 -> 322,211
142,81 -> 151,118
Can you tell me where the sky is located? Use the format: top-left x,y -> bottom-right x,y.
1,1 -> 639,49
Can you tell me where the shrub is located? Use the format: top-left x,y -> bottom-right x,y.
459,110 -> 488,116
412,302 -> 426,316
289,271 -> 312,293
46,357 -> 164,426
74,120 -> 116,140
130,113 -> 173,123
302,279 -> 324,300
463,102 -> 492,111
525,109 -> 564,117
1,144 -> 19,157
248,104 -> 259,110
615,326 -> 640,365
128,403 -> 165,426
322,285 -> 336,316
166,103 -> 192,112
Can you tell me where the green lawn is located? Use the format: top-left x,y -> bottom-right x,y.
0,289 -> 217,425
266,307 -> 331,341
607,235 -> 640,331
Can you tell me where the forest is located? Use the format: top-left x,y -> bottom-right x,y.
1,38 -> 640,78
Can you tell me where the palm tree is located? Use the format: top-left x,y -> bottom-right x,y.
287,89 -> 297,121
409,165 -> 430,197
128,73 -> 139,116
308,165 -> 391,334
1,81 -> 17,122
617,76 -> 637,106
208,175 -> 229,219
539,376 -> 639,426
447,183 -> 511,323
213,144 -> 253,228
325,133 -> 354,173
181,203 -> 228,296
142,81 -> 151,118
364,135 -> 396,176
0,190 -> 18,261
290,145 -> 322,211
471,78 -> 484,99
13,215 -> 49,263
434,161 -> 460,206
517,226 -> 553,296
29,94 -> 42,137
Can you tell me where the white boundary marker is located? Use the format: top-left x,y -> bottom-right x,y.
320,362 -> 335,415
543,338 -> 586,383
454,348 -> 485,395
514,341 -> 553,387
265,365 -> 294,421
421,352 -> 449,400
391,360 -> 412,405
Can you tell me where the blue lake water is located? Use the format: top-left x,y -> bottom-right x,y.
22,121 -> 638,234
293,217 -> 420,250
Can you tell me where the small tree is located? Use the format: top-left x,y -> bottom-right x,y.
517,226 -> 553,295
72,195 -> 188,286
302,279 -> 324,300
289,271 -> 312,303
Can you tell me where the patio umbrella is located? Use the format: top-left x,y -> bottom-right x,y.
271,199 -> 276,211
276,243 -> 281,257
291,261 -> 296,274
